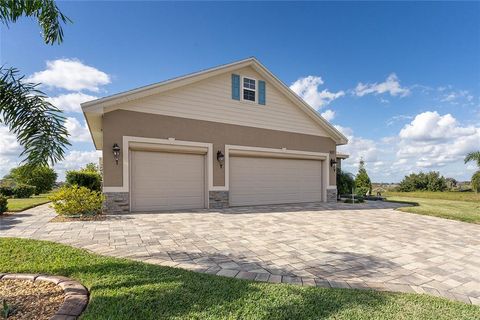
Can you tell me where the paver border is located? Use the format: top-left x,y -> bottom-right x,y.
219,271 -> 478,305
158,261 -> 478,305
0,273 -> 89,319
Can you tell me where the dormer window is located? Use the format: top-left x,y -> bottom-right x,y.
242,77 -> 256,102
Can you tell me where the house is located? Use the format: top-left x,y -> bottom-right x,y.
82,58 -> 348,213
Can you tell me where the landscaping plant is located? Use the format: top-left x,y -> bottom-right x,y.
354,158 -> 372,196
465,151 -> 480,193
49,185 -> 104,216
336,169 -> 355,196
398,171 -> 447,192
12,184 -> 36,198
0,195 -> 7,214
0,180 -> 15,197
7,165 -> 57,194
66,170 -> 102,191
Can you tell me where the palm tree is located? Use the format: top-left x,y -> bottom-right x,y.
0,0 -> 71,166
464,151 -> 480,168
465,151 -> 480,193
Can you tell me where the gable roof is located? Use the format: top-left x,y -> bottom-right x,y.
82,57 -> 348,149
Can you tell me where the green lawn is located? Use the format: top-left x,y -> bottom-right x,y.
1,238 -> 478,320
6,193 -> 51,212
385,191 -> 480,202
385,191 -> 480,224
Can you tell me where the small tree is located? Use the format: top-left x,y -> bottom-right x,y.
465,151 -> 480,193
82,162 -> 99,173
8,165 -> 57,194
355,158 -> 372,196
471,171 -> 480,193
337,169 -> 355,196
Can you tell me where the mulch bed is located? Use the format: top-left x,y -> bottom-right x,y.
50,214 -> 107,222
0,279 -> 64,320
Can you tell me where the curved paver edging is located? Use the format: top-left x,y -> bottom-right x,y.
0,273 -> 89,320
201,268 -> 477,305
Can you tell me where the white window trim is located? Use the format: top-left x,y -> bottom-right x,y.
241,76 -> 257,103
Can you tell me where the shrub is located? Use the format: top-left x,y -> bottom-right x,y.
13,184 -> 36,198
49,185 -> 105,216
344,197 -> 364,204
8,165 -> 57,194
0,179 -> 15,197
66,170 -> 102,191
337,169 -> 355,196
355,159 -> 372,196
398,171 -> 447,192
471,171 -> 480,193
0,195 -> 7,214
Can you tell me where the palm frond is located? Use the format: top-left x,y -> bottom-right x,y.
0,67 -> 70,166
0,0 -> 71,45
464,151 -> 480,167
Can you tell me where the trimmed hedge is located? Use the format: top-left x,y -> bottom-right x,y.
0,195 -> 7,214
66,170 -> 102,191
13,184 -> 36,198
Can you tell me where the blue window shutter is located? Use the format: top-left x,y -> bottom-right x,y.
232,74 -> 240,100
258,80 -> 266,105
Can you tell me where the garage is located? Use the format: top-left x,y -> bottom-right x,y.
130,150 -> 206,211
229,155 -> 323,206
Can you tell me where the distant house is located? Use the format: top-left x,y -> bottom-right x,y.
82,58 -> 348,213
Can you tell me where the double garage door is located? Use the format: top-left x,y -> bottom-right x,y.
130,150 -> 323,211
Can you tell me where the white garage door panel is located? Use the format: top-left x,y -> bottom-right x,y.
230,156 -> 323,206
131,151 -> 205,211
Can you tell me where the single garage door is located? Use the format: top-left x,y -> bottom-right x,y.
230,156 -> 323,206
130,150 -> 205,211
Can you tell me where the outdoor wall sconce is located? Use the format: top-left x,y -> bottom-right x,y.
217,150 -> 225,168
113,143 -> 121,165
330,158 -> 337,172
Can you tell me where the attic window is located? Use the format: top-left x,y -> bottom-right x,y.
243,77 -> 256,102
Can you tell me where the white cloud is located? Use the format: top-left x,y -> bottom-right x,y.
399,111 -> 476,142
355,73 -> 410,97
27,59 -> 110,92
0,126 -> 21,177
397,111 -> 480,168
65,117 -> 91,142
321,109 -> 335,121
290,76 -> 344,110
335,125 -> 381,164
47,92 -> 98,113
440,89 -> 474,105
54,150 -> 102,181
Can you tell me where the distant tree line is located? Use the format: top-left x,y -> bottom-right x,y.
397,171 -> 447,192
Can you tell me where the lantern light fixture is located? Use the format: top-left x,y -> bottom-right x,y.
217,150 -> 225,168
113,143 -> 121,165
330,158 -> 337,172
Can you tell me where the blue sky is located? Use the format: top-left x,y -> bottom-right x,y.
1,1 -> 479,182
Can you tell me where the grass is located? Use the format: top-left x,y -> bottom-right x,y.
1,238 -> 479,320
6,193 -> 51,212
384,191 -> 480,202
385,191 -> 480,224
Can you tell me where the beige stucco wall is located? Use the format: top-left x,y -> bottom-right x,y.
103,110 -> 337,188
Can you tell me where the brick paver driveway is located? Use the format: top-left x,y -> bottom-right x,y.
1,201 -> 479,305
